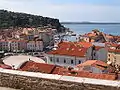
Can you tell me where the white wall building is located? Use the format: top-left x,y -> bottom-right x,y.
10,40 -> 19,52
47,54 -> 86,67
3,55 -> 45,69
27,40 -> 43,51
27,41 -> 35,51
39,31 -> 54,47
46,42 -> 88,67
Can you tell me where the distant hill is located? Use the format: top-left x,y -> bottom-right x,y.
0,10 -> 65,32
61,22 -> 120,24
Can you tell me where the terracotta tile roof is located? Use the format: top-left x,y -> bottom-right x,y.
23,28 -> 35,31
105,35 -> 113,39
95,46 -> 105,51
106,42 -> 119,47
57,68 -> 117,80
0,64 -> 12,69
47,42 -> 88,57
108,49 -> 120,53
76,60 -> 108,70
83,33 -> 96,37
0,40 -> 9,42
110,44 -> 118,47
20,61 -> 62,74
77,71 -> 117,80
87,33 -> 96,37
0,40 -> 27,42
10,40 -> 27,42
78,42 -> 92,48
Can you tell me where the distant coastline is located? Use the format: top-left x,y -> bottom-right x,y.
61,22 -> 120,24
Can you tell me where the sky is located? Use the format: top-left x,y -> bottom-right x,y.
0,0 -> 120,22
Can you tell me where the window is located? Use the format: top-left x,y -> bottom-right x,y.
79,60 -> 81,64
50,57 -> 52,62
57,58 -> 59,62
64,59 -> 66,63
71,60 -> 74,64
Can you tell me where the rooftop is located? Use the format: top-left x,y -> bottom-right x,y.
0,64 -> 12,69
20,61 -> 62,74
76,60 -> 108,70
47,42 -> 88,57
108,49 -> 120,53
3,55 -> 45,69
57,67 -> 116,80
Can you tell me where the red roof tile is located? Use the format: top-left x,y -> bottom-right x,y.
106,42 -> 119,47
20,61 -> 62,74
78,42 -> 92,48
0,64 -> 12,69
95,46 -> 105,51
76,60 -> 108,70
47,42 -> 88,57
57,68 -> 117,80
84,33 -> 96,37
108,49 -> 120,53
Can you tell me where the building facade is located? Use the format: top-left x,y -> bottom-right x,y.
76,60 -> 109,74
10,40 -> 19,52
0,40 -> 10,51
18,40 -> 27,52
86,46 -> 108,62
47,54 -> 86,67
27,40 -> 43,51
107,49 -> 120,66
46,42 -> 89,67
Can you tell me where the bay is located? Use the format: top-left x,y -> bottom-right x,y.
62,24 -> 120,41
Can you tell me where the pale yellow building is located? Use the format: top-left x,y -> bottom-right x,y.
107,49 -> 120,66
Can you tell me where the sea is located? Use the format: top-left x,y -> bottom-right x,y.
62,24 -> 120,41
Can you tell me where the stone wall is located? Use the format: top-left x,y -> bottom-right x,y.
0,69 -> 120,90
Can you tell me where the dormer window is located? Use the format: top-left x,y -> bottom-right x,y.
72,48 -> 74,51
79,49 -> 82,51
66,48 -> 69,50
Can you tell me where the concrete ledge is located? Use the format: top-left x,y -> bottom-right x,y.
0,68 -> 120,90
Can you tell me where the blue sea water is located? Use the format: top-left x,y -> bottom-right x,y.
62,24 -> 120,41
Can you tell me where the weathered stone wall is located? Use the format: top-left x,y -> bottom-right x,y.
0,69 -> 120,90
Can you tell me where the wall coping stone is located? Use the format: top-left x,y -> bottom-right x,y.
0,68 -> 120,88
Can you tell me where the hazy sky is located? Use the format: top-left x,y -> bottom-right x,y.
0,0 -> 120,22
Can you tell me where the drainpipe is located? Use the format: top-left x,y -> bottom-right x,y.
52,54 -> 55,65
75,56 -> 76,66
